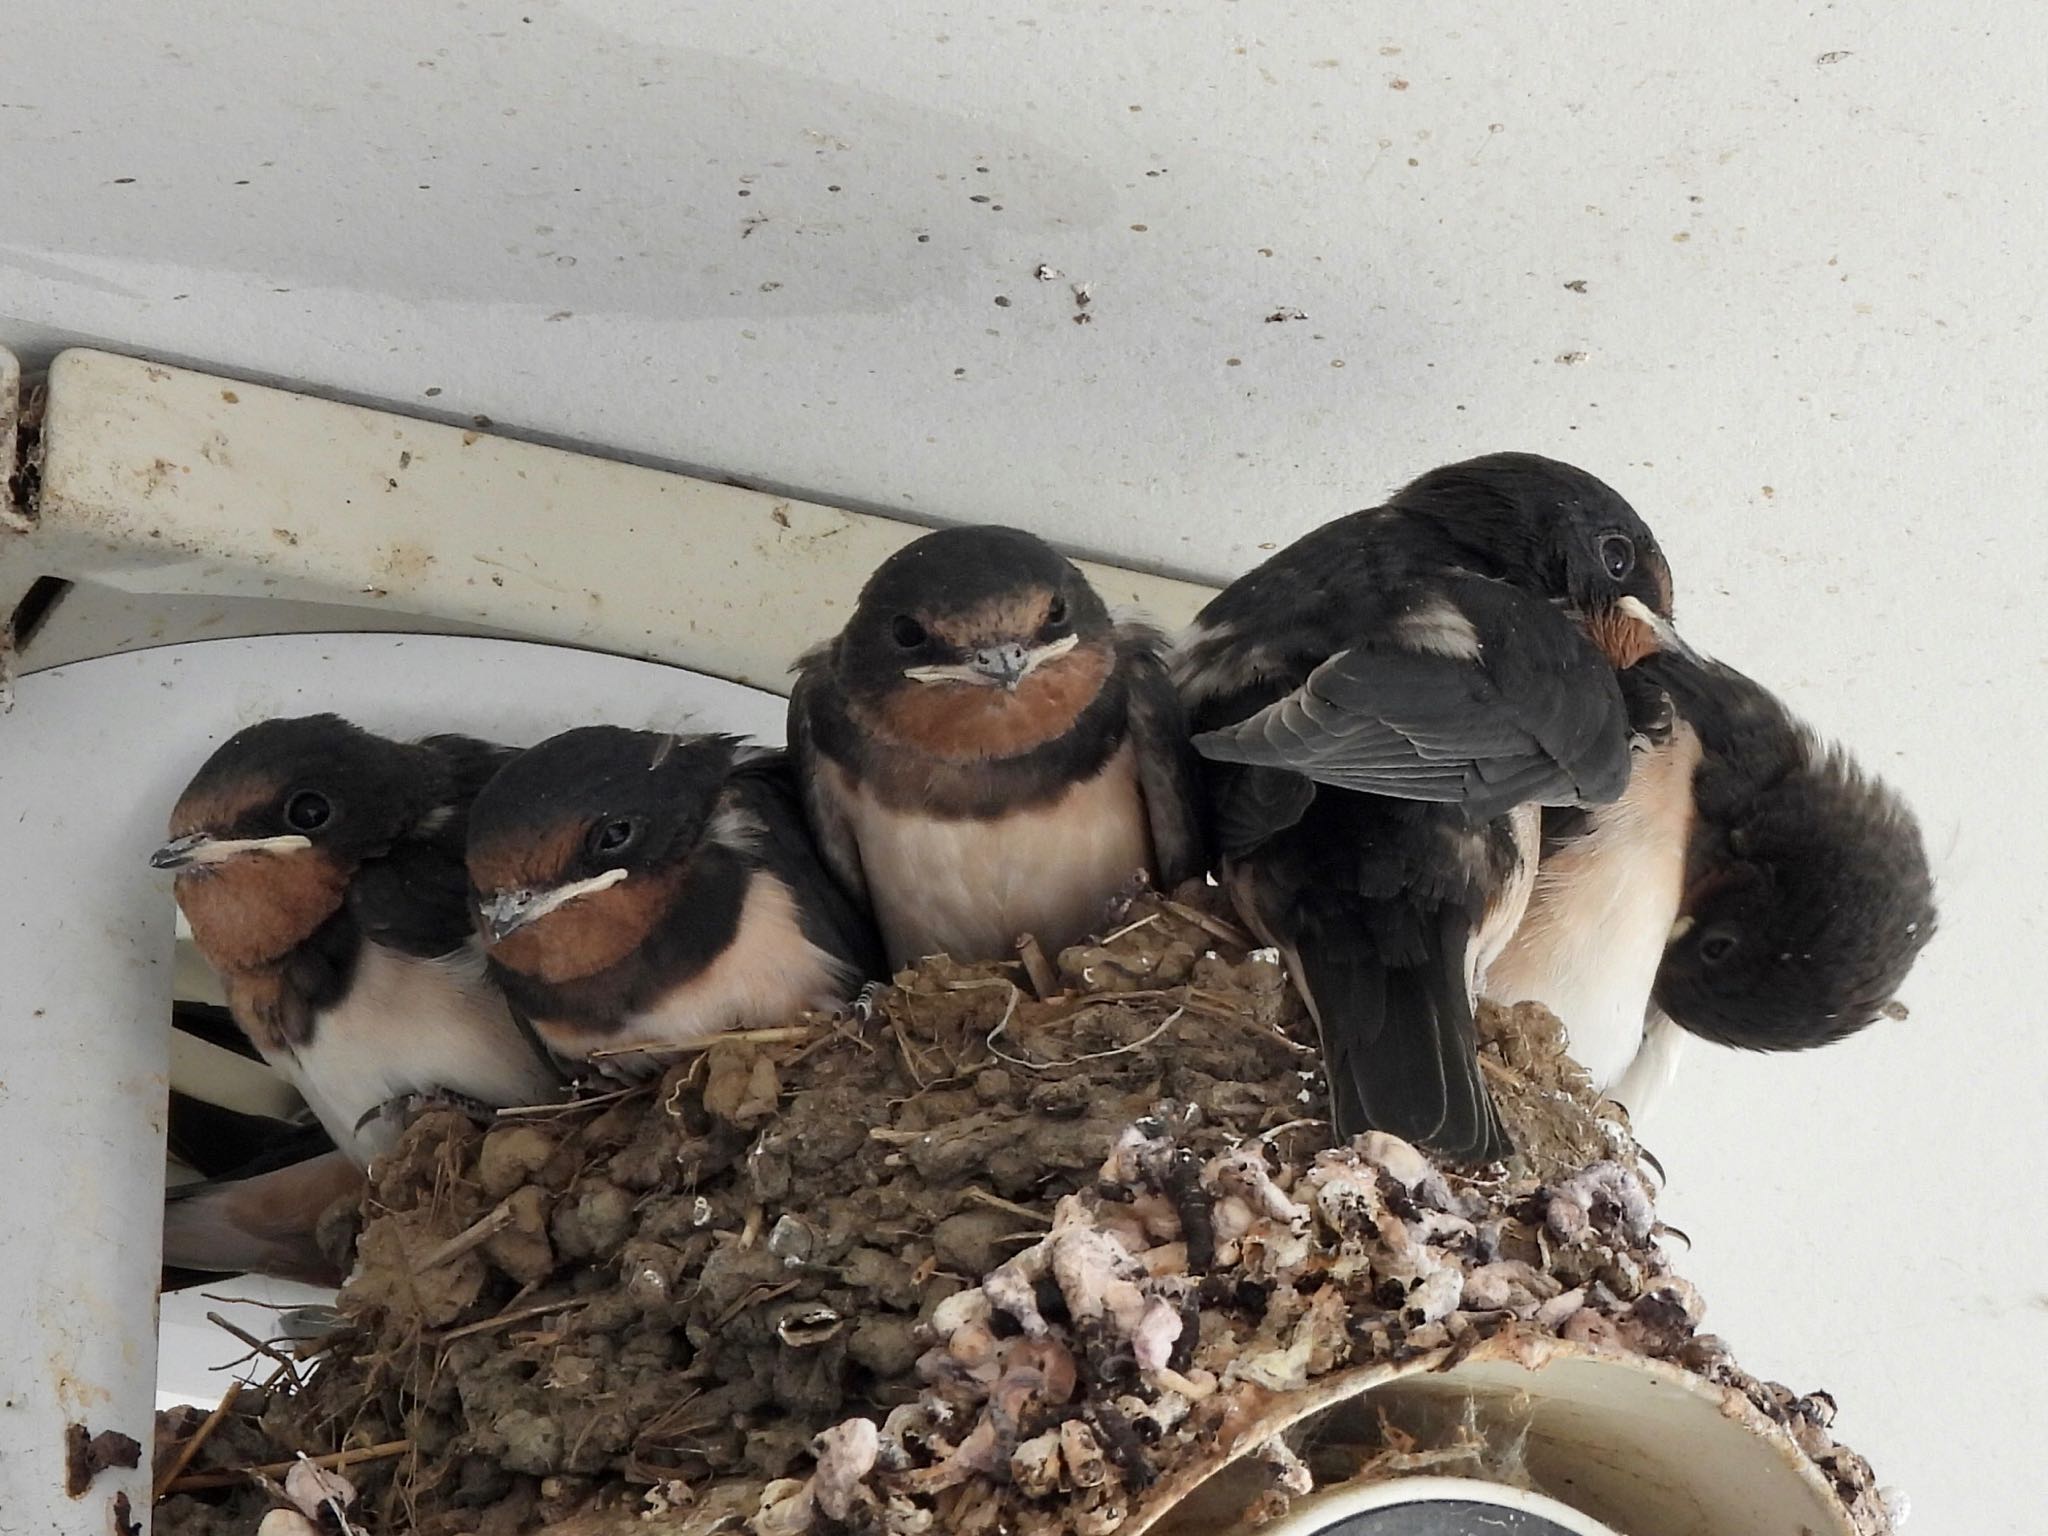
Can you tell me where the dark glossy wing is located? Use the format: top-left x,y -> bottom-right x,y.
417,733 -> 520,821
1207,763 -> 1317,862
1117,626 -> 1212,887
786,653 -> 870,906
347,838 -> 477,959
1192,578 -> 1630,818
730,750 -> 889,985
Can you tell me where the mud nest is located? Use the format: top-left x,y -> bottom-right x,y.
152,886 -> 1893,1536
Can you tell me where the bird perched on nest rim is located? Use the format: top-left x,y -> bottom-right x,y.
789,524 -> 1209,970
151,714 -> 564,1165
1175,452 -> 1685,1163
465,726 -> 884,1075
1487,649 -> 1936,1116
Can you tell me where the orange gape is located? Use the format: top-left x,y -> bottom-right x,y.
486,863 -> 687,985
868,641 -> 1115,761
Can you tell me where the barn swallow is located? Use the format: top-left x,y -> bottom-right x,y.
1175,452 -> 1682,1162
151,715 -> 564,1165
465,728 -> 883,1069
163,1147 -> 364,1288
1491,649 -> 1938,1113
789,525 -> 1208,969
1481,663 -> 1697,1092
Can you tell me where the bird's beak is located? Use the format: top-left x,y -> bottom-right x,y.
478,867 -> 630,942
903,633 -> 1080,690
1667,914 -> 1696,943
1615,596 -> 1700,663
149,832 -> 312,870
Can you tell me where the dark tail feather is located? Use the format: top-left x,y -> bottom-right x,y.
1417,916 -> 1511,1163
1294,908 -> 1511,1164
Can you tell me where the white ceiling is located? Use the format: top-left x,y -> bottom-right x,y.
5,2 -> 2045,1528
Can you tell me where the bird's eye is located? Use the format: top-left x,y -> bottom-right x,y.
1045,594 -> 1068,628
284,792 -> 332,832
1597,533 -> 1637,581
1698,927 -> 1740,966
587,818 -> 639,857
891,615 -> 928,649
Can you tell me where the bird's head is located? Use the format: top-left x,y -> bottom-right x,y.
831,525 -> 1119,759
1395,452 -> 1683,666
153,714 -> 445,970
1651,662 -> 1937,1052
466,727 -> 746,983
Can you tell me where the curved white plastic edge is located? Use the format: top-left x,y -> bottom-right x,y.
1160,1347 -> 1857,1536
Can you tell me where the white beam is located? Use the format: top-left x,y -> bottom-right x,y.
16,349 -> 1217,696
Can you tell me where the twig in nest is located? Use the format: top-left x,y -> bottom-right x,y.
962,1187 -> 1054,1226
152,1378 -> 242,1502
1479,1054 -> 1535,1090
495,1084 -> 644,1119
1015,932 -> 1061,999
436,1295 -> 591,1344
785,1012 -> 877,1068
412,1200 -> 516,1271
988,993 -> 1185,1072
892,1012 -> 939,1090
206,1312 -> 300,1387
1255,1117 -> 1326,1145
712,1279 -> 799,1330
1098,911 -> 1163,947
163,1439 -> 411,1494
1161,897 -> 1252,948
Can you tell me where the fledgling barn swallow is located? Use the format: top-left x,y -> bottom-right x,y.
152,715 -> 564,1164
789,525 -> 1208,969
1487,652 -> 1938,1110
465,728 -> 883,1070
1175,453 -> 1682,1162
1492,650 -> 1938,1115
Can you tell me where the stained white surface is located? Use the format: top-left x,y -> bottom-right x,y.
3,3 -> 2043,1529
13,349 -> 1211,695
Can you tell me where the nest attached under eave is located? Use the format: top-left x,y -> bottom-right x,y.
151,886 -> 1893,1536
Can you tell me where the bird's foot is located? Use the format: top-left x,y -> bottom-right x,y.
576,1043 -> 674,1088
359,1088 -> 498,1137
848,980 -> 889,1023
